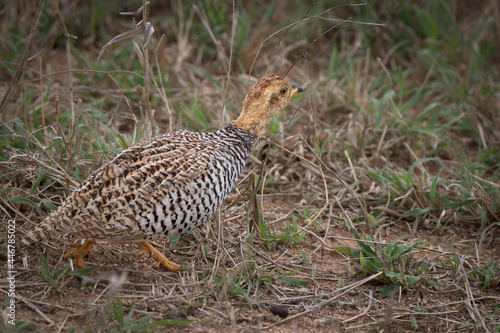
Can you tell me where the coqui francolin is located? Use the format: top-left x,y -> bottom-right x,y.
21,74 -> 303,272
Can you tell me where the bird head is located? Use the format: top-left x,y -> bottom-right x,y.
233,74 -> 303,137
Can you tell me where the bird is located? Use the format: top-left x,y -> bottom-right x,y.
21,74 -> 303,272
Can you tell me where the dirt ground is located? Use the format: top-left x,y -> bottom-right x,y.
11,192 -> 500,332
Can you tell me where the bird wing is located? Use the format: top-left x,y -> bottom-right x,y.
47,131 -> 217,242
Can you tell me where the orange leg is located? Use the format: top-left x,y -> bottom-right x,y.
137,242 -> 181,272
64,240 -> 95,269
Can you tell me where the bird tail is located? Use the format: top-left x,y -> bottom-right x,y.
20,222 -> 53,248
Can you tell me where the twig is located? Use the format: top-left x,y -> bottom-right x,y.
261,272 -> 383,329
21,298 -> 55,325
343,289 -> 373,323
0,288 -> 54,325
153,34 -> 174,133
219,0 -> 236,128
460,264 -> 490,332
346,312 -> 463,330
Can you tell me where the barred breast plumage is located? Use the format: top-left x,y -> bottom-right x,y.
21,74 -> 303,271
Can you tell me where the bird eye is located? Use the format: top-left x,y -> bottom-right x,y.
280,87 -> 288,95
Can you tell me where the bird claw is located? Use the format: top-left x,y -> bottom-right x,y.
137,242 -> 182,272
63,240 -> 95,269
155,258 -> 181,272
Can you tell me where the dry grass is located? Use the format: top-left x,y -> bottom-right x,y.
1,0 -> 499,332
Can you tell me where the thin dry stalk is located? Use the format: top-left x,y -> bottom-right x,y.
153,34 -> 174,132
0,287 -> 54,325
0,0 -> 45,113
50,0 -> 75,115
262,272 -> 383,329
219,0 -> 236,128
38,57 -> 47,146
460,264 -> 490,332
342,289 -> 373,323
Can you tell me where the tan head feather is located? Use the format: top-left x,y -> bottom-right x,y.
233,74 -> 303,136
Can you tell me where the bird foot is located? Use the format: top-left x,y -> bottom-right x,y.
63,240 -> 95,269
137,242 -> 181,272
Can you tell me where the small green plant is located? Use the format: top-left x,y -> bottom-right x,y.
252,173 -> 278,194
410,317 -> 419,331
335,221 -> 425,296
274,216 -> 307,247
39,253 -> 71,288
215,273 -> 254,308
257,214 -> 308,250
364,157 -> 500,231
295,206 -> 318,220
0,317 -> 36,333
206,264 -> 308,309
39,252 -> 100,289
108,297 -> 151,331
258,213 -> 277,251
299,249 -> 310,266
470,260 -> 500,292
106,297 -> 191,332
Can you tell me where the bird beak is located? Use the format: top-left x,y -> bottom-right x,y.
290,82 -> 304,97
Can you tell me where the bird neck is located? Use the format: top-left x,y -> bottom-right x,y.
232,107 -> 274,137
